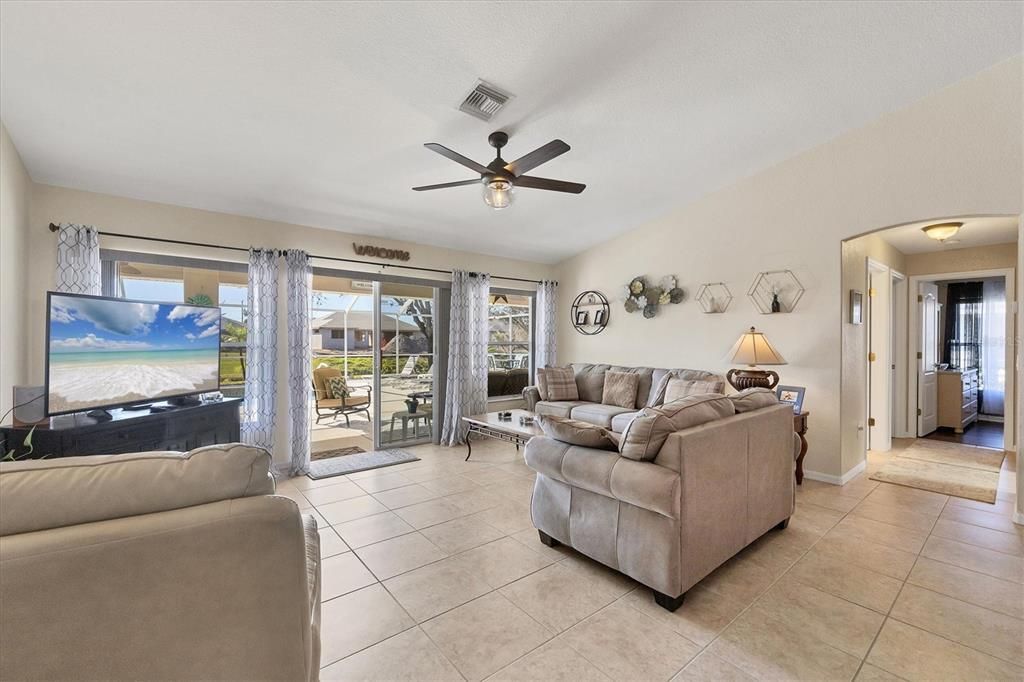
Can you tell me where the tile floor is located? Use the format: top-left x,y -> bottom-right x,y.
276,437 -> 1023,681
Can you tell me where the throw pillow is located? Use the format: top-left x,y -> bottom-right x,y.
650,371 -> 725,405
663,378 -> 720,403
539,415 -> 618,451
618,394 -> 735,461
539,366 -> 579,402
729,387 -> 779,413
602,371 -> 640,409
326,376 -> 350,399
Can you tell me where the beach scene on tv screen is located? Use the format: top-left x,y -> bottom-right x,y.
48,295 -> 221,413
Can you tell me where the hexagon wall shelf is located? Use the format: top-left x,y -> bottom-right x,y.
695,283 -> 733,313
747,270 -> 804,314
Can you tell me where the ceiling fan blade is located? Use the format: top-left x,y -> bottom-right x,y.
412,179 -> 481,191
505,140 -> 570,176
423,143 -> 491,175
513,175 -> 586,194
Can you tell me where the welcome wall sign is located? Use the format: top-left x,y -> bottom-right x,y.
353,243 -> 411,262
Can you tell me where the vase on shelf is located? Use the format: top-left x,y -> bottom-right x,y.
770,292 -> 781,313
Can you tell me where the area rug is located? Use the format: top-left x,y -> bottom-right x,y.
311,446 -> 365,461
307,449 -> 419,480
870,441 -> 1004,503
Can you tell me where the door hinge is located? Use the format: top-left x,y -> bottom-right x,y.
916,351 -> 922,359
868,288 -> 876,297
917,294 -> 923,302
868,417 -> 876,427
868,352 -> 877,362
917,408 -> 922,416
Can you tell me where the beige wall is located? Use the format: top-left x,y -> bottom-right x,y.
905,241 -> 1018,276
554,56 -> 1022,481
0,122 -> 32,418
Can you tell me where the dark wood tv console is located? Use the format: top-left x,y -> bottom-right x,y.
0,398 -> 242,459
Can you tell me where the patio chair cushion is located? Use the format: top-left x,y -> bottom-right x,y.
326,376 -> 350,399
318,394 -> 369,409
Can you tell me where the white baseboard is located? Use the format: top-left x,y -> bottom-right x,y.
1014,510 -> 1024,527
803,460 -> 867,487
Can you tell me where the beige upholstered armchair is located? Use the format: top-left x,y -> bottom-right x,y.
312,365 -> 372,426
0,444 -> 321,681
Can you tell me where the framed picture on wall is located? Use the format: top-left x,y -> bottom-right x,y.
593,309 -> 606,326
849,290 -> 863,325
776,385 -> 806,414
575,310 -> 590,326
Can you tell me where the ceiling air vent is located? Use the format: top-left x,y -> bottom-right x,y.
459,80 -> 512,121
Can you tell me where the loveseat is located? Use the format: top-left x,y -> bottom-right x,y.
522,364 -> 795,612
0,444 -> 321,681
522,363 -> 726,432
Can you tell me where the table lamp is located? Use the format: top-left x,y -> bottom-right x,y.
726,326 -> 787,390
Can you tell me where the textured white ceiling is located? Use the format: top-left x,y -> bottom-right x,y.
877,215 -> 1019,255
1,1 -> 1020,263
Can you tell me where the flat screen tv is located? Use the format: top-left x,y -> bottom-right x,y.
46,291 -> 222,416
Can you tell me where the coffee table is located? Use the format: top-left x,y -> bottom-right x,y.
462,410 -> 542,461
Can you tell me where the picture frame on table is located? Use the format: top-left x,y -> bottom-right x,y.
776,385 -> 805,414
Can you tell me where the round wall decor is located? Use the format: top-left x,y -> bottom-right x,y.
571,290 -> 610,335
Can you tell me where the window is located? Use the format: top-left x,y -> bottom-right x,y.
330,329 -> 345,339
487,293 -> 532,398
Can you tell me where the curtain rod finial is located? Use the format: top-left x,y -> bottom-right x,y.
49,222 -> 60,232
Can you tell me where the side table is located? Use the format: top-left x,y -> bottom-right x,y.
794,411 -> 809,484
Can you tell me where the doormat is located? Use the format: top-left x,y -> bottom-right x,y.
307,449 -> 420,480
311,446 -> 365,461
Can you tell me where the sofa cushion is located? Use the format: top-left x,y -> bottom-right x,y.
570,403 -> 636,428
618,394 -> 735,461
0,444 -> 275,536
538,416 -> 618,451
730,387 -> 780,413
649,369 -> 725,406
524,437 -> 679,518
571,363 -> 611,403
602,371 -> 640,409
611,410 -> 640,434
609,366 -> 655,408
663,378 -> 721,403
536,400 -> 589,419
538,366 -> 579,401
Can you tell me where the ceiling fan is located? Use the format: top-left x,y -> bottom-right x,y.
413,131 -> 586,210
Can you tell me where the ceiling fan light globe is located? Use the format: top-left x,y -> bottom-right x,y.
483,178 -> 514,210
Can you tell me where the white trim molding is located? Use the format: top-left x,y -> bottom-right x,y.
803,460 -> 867,486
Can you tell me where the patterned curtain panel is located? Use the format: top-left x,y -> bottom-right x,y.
441,270 -> 490,446
285,250 -> 312,475
54,224 -> 101,294
241,248 -> 279,451
535,280 -> 558,370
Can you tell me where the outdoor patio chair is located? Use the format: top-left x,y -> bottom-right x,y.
311,366 -> 372,426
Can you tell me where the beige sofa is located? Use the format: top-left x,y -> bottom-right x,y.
0,444 -> 321,681
522,365 -> 795,612
523,363 -> 725,432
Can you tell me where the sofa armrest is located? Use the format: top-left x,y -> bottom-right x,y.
302,513 -> 322,679
522,385 -> 541,410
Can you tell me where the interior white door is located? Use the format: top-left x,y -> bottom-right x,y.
868,268 -> 892,451
917,282 -> 939,435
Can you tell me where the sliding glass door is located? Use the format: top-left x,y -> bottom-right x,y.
376,282 -> 437,448
307,272 -> 437,456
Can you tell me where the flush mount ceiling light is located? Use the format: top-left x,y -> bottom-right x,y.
921,222 -> 963,242
413,131 -> 586,210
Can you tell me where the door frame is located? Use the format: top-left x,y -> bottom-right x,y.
866,259 -> 894,452
908,267 -> 1017,450
891,270 -> 910,437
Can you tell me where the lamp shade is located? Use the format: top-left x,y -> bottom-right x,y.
728,327 -> 787,366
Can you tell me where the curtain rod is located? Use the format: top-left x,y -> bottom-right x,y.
48,222 -> 552,285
